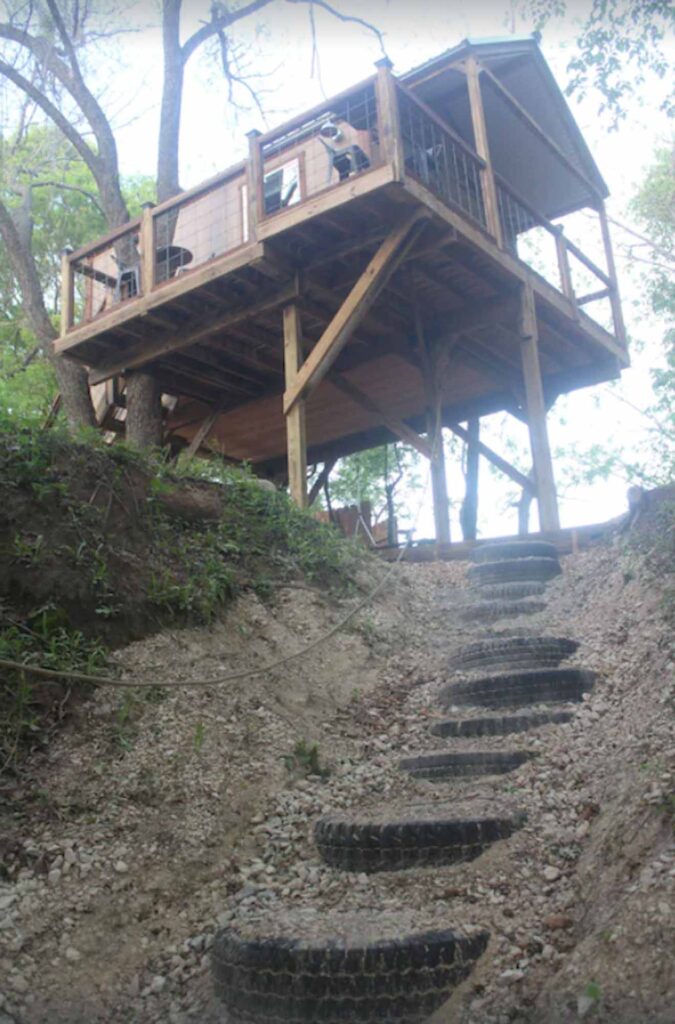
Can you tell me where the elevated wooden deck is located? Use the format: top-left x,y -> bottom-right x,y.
56,52 -> 628,513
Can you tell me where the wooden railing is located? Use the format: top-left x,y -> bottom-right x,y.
496,176 -> 624,342
60,64 -> 624,349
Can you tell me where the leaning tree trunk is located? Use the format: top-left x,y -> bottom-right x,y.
125,371 -> 164,449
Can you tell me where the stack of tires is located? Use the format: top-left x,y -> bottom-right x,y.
463,539 -> 562,621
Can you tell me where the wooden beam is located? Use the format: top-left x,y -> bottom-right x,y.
140,205 -> 155,294
283,208 -> 428,414
465,56 -> 504,247
60,250 -> 73,336
375,58 -> 404,180
519,283 -> 560,531
416,309 -> 450,543
597,199 -> 627,349
554,229 -> 576,305
577,287 -> 611,307
182,403 -> 225,460
330,371 -> 432,459
88,280 -> 297,385
446,421 -> 535,493
246,130 -> 262,241
459,417 -> 480,540
283,304 -> 308,508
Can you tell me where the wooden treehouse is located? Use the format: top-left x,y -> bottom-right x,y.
56,35 -> 628,541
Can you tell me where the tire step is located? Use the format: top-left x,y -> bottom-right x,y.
460,599 -> 547,622
315,811 -> 526,873
450,636 -> 579,674
430,710 -> 574,738
471,540 -> 559,563
477,581 -> 546,601
212,920 -> 490,1022
440,667 -> 596,710
399,749 -> 534,781
468,557 -> 561,587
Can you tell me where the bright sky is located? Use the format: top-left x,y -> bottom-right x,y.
12,0 -> 675,539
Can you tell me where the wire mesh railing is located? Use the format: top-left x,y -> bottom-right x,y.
396,84 -> 487,229
70,221 -> 142,327
258,81 -> 381,220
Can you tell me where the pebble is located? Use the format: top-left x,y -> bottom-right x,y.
65,947 -> 82,963
543,866 -> 561,882
113,861 -> 129,874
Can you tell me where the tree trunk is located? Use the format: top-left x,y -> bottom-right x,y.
125,371 -> 164,449
158,0 -> 185,202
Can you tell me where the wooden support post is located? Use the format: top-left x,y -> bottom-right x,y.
554,228 -> 576,307
283,304 -> 308,508
446,421 -> 535,493
375,57 -> 404,180
460,417 -> 480,541
140,203 -> 155,295
416,310 -> 450,544
597,199 -> 627,348
246,129 -> 263,241
465,55 -> 504,248
519,283 -> 560,532
60,248 -> 74,336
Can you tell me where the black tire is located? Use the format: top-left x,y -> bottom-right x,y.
471,540 -> 559,563
450,636 -> 579,674
430,710 -> 573,739
315,812 -> 525,873
477,581 -> 546,601
399,749 -> 534,781
212,925 -> 490,1023
468,557 -> 561,586
440,668 -> 595,710
460,599 -> 547,622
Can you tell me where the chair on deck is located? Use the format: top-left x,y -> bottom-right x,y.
318,136 -> 370,183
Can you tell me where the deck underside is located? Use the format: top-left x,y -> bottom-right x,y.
59,175 -> 626,471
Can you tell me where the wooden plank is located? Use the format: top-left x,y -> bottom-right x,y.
56,241 -> 267,355
519,283 -> 560,531
246,130 -> 262,241
66,217 -> 142,264
416,309 -> 450,543
60,250 -> 74,336
86,279 -> 296,385
577,287 -> 611,306
182,403 -> 225,460
140,205 -> 155,295
465,56 -> 504,247
554,229 -> 576,305
375,59 -> 404,180
479,64 -> 602,201
330,371 -> 432,458
564,237 -> 611,287
284,207 -> 429,414
446,420 -> 535,493
257,163 -> 396,241
283,304 -> 308,507
597,199 -> 628,349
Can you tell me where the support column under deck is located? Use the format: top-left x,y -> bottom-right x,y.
519,284 -> 560,532
460,417 -> 480,540
283,304 -> 308,508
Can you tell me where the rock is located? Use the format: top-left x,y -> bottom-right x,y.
65,947 -> 82,963
149,976 -> 166,994
47,868 -> 62,886
543,866 -> 561,882
577,994 -> 596,1017
544,914 -> 573,931
10,974 -> 29,995
113,861 -> 129,875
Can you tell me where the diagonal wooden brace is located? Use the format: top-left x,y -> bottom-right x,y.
283,208 -> 429,415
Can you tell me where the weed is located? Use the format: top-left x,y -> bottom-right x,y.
283,739 -> 330,779
584,981 -> 602,1002
193,721 -> 205,753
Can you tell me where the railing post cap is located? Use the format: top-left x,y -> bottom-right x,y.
61,245 -> 73,255
246,128 -> 262,138
375,56 -> 394,71
141,200 -> 156,210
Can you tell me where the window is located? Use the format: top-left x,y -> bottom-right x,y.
263,159 -> 300,214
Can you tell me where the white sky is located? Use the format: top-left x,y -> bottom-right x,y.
9,0 -> 675,539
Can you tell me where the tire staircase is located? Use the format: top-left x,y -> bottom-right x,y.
211,540 -> 595,1023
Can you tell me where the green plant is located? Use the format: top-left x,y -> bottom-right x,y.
283,739 -> 330,779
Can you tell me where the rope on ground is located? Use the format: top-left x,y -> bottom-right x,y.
0,463 -> 441,691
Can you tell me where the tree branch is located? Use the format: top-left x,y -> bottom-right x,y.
29,179 -> 106,217
286,0 -> 387,57
181,0 -> 275,64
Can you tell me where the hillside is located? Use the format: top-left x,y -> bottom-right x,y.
0,437 -> 673,1024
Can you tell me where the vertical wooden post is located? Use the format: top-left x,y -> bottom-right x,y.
597,199 -> 627,348
283,304 -> 308,508
519,283 -> 560,533
465,55 -> 504,248
374,57 -> 404,180
60,247 -> 74,336
246,129 -> 263,242
460,417 -> 480,540
416,310 -> 450,543
554,228 -> 576,307
140,202 -> 155,295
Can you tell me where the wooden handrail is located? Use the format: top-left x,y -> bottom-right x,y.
563,237 -> 611,288
256,74 -> 378,148
150,161 -> 246,219
494,173 -> 556,236
68,217 -> 142,263
395,79 -> 487,168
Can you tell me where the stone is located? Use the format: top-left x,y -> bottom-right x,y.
577,994 -> 596,1018
47,868 -> 62,886
544,914 -> 573,931
543,866 -> 561,882
113,861 -> 129,875
65,947 -> 82,963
